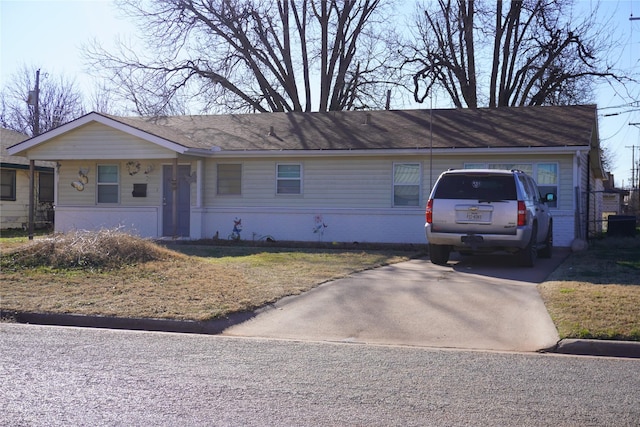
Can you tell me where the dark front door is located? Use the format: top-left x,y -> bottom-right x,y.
163,165 -> 191,237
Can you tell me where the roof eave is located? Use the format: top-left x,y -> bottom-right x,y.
185,145 -> 590,158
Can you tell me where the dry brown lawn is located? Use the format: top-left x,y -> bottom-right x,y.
0,232 -> 416,321
2,230 -> 639,341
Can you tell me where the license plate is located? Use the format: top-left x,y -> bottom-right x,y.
467,212 -> 482,221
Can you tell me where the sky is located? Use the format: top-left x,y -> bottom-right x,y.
1,0 -> 639,188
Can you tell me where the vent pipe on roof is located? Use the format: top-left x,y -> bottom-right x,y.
268,126 -> 275,136
363,113 -> 371,125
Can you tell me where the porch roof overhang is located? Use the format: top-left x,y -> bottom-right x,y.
6,112 -> 191,158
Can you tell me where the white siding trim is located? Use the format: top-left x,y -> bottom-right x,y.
54,206 -> 161,237
195,205 -> 575,247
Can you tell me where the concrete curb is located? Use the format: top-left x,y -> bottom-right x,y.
7,311 -> 256,336
5,311 -> 640,359
548,339 -> 640,359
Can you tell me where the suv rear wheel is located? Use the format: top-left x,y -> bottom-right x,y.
518,224 -> 538,267
429,244 -> 450,265
539,222 -> 553,259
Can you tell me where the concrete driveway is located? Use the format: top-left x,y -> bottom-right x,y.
223,250 -> 570,352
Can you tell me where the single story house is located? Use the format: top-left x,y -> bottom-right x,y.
1,128 -> 55,230
7,105 -> 605,246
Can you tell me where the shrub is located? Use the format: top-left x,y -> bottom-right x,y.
1,229 -> 179,270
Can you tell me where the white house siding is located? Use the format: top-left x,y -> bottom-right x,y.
195,152 -> 579,246
203,156 -> 396,208
198,206 -> 424,244
58,160 -> 164,206
55,206 -> 160,237
55,159 -> 167,235
26,122 -> 177,160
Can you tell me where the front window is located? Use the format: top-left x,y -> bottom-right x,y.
394,163 -> 421,206
39,172 -> 54,203
217,164 -> 242,195
97,165 -> 119,203
488,163 -> 533,175
1,169 -> 16,201
537,163 -> 558,207
276,164 -> 302,194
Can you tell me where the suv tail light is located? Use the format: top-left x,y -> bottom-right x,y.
517,201 -> 526,226
426,199 -> 433,223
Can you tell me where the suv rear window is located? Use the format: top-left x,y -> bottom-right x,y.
433,174 -> 517,200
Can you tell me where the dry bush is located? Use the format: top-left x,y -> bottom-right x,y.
1,229 -> 179,270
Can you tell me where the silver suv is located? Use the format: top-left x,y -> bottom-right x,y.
425,169 -> 555,267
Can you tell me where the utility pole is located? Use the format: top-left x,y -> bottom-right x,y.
625,144 -> 637,190
26,69 -> 41,240
629,123 -> 640,214
631,123 -> 640,189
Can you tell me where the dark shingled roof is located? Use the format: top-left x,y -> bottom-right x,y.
109,104 -> 596,152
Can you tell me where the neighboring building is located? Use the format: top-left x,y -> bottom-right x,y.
1,128 -> 55,230
600,173 -> 630,231
7,105 -> 605,246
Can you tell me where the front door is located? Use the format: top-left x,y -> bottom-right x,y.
163,164 -> 191,237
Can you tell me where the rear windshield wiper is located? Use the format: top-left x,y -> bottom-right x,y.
477,199 -> 509,203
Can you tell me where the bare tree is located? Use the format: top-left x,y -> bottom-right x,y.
0,65 -> 86,136
84,0 -> 402,115
404,0 -> 625,108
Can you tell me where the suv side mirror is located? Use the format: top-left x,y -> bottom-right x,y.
544,193 -> 556,203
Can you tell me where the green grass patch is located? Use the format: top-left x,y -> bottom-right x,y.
539,235 -> 640,341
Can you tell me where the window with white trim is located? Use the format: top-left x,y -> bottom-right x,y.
488,163 -> 533,174
536,163 -> 558,207
393,163 -> 421,206
97,164 -> 119,203
463,163 -> 485,169
217,164 -> 242,195
1,169 -> 16,201
276,164 -> 302,194
39,172 -> 54,203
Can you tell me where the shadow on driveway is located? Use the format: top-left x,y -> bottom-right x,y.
449,248 -> 571,284
223,249 -> 570,352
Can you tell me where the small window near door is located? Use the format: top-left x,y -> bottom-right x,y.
1,169 -> 16,201
39,172 -> 54,203
97,165 -> 119,203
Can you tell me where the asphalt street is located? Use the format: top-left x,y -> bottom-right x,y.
2,323 -> 639,426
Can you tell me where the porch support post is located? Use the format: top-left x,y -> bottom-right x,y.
28,160 -> 35,240
172,157 -> 178,237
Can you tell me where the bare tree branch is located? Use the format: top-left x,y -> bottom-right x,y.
84,0 -> 401,115
403,0 -> 632,108
0,65 -> 86,136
